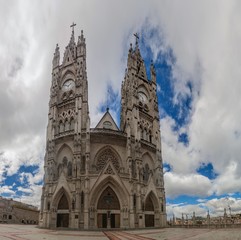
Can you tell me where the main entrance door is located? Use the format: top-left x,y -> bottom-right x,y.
56,194 -> 69,228
57,213 -> 69,227
145,194 -> 155,227
97,187 -> 120,228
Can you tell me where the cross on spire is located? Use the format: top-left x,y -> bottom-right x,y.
70,22 -> 77,32
134,33 -> 139,45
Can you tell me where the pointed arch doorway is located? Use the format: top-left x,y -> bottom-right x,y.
97,187 -> 120,228
144,194 -> 155,227
56,193 -> 70,228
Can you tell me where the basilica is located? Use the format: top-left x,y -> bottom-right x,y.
39,26 -> 166,229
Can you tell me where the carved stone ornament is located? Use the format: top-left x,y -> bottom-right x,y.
96,149 -> 120,171
104,165 -> 115,175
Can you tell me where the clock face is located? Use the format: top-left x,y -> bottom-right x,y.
62,79 -> 75,91
138,92 -> 147,103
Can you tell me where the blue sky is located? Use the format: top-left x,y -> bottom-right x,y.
1,0 -> 241,219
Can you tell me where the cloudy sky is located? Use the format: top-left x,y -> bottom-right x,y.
1,0 -> 241,219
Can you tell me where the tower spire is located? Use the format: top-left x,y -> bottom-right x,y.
69,22 -> 76,44
66,22 -> 77,60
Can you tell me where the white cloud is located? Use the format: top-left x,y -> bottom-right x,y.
154,0 -> 241,198
17,186 -> 33,194
167,197 -> 241,220
165,172 -> 212,198
0,185 -> 15,196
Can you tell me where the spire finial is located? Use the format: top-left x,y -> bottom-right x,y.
134,32 -> 139,46
70,22 -> 77,33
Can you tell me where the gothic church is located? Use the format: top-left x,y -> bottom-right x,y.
39,26 -> 166,229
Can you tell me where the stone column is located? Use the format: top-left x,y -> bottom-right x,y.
84,179 -> 89,229
129,194 -> 135,228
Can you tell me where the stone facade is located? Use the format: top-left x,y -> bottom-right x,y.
39,27 -> 166,229
0,196 -> 39,224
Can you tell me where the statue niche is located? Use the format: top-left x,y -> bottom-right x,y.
56,144 -> 74,178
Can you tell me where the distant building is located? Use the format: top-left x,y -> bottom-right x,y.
169,210 -> 241,227
0,196 -> 39,224
39,25 -> 166,229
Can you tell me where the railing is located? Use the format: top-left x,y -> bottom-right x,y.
90,128 -> 127,137
54,129 -> 74,139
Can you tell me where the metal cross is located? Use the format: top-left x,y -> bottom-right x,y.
70,22 -> 77,32
134,33 -> 139,44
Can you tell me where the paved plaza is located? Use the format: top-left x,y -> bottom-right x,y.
1,224 -> 241,240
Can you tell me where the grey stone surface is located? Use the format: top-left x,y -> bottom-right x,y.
1,225 -> 241,239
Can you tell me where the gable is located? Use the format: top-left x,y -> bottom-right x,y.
95,110 -> 119,130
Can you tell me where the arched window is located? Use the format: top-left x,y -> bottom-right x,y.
97,187 -> 120,210
140,127 -> 143,139
143,163 -> 150,183
59,121 -> 64,133
63,157 -> 68,166
70,118 -> 74,130
58,194 -> 69,210
62,93 -> 67,100
69,90 -> 74,98
65,119 -> 70,131
103,121 -> 112,129
143,129 -> 147,140
133,194 -> 136,208
67,162 -> 72,177
146,131 -> 149,142
145,194 -> 154,211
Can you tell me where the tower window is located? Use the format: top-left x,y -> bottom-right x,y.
67,162 -> 72,177
59,121 -> 64,133
143,164 -> 150,183
65,119 -> 70,131
149,132 -> 152,143
70,118 -> 74,130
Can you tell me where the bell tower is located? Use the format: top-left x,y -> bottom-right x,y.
121,33 -> 159,144
120,34 -> 165,219
40,24 -> 90,228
